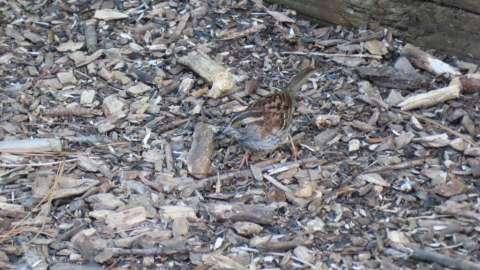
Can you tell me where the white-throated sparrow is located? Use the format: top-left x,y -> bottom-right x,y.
223,66 -> 317,165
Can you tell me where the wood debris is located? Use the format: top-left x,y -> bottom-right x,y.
0,0 -> 479,269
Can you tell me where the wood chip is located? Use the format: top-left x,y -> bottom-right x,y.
186,122 -> 215,178
94,9 -> 128,20
105,206 -> 147,231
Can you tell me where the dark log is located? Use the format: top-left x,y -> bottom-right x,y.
267,0 -> 480,63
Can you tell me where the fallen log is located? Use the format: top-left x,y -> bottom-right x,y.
266,0 -> 480,62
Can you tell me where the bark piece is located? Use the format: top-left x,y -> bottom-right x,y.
159,205 -> 196,220
315,114 -> 340,128
80,90 -> 96,105
460,73 -> 480,94
177,51 -> 235,98
293,246 -> 315,264
250,236 -> 312,252
417,133 -> 451,148
355,65 -> 430,90
186,122 -> 215,178
102,95 -> 126,119
172,217 -> 189,237
0,202 -> 26,218
86,193 -> 125,210
394,56 -> 416,74
68,50 -> 104,67
105,206 -> 147,231
364,40 -> 388,56
217,24 -> 266,41
85,19 -> 98,53
52,176 -> 99,200
206,203 -> 276,225
57,70 -> 77,85
202,254 -> 248,270
127,82 -> 152,96
468,159 -> 480,178
357,173 -> 390,187
267,10 -> 295,23
56,41 -> 84,52
232,221 -> 263,236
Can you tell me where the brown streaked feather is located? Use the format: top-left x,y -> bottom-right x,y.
227,66 -> 318,150
246,91 -> 294,138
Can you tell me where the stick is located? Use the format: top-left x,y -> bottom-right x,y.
107,246 -> 190,256
436,202 -> 480,222
253,237 -> 313,252
400,44 -> 460,76
177,51 -> 235,98
155,118 -> 189,133
282,51 -> 383,59
0,138 -> 62,153
0,158 -> 78,168
362,157 -> 430,174
397,83 -> 461,111
397,245 -> 480,270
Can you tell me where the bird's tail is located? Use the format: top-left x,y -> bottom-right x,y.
285,64 -> 318,94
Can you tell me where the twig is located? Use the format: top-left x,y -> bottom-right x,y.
394,244 -> 480,270
362,157 -> 430,174
156,118 -> 189,134
282,51 -> 383,59
108,246 -> 190,256
0,166 -> 26,177
0,158 -> 79,168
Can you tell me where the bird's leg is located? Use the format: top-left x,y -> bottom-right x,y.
289,135 -> 299,160
239,151 -> 251,168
